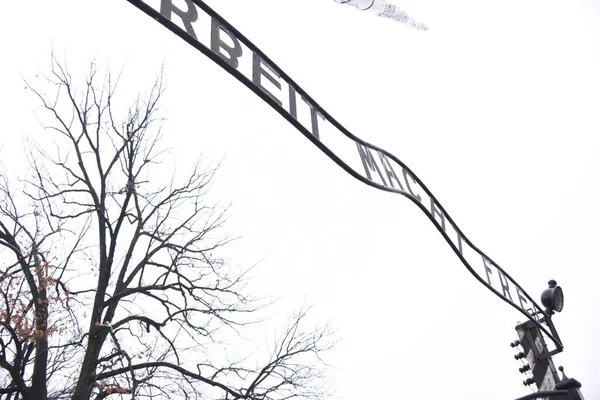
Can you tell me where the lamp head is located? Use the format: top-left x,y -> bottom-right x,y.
541,279 -> 564,313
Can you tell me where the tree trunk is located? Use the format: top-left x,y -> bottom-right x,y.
71,330 -> 109,400
30,335 -> 48,400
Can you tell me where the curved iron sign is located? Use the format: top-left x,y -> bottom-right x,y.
125,0 -> 562,349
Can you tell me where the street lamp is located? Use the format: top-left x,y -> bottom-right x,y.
541,280 -> 564,314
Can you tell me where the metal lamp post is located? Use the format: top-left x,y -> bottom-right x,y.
512,281 -> 585,400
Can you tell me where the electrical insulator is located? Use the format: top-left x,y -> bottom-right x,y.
523,378 -> 535,386
514,352 -> 526,360
510,340 -> 520,348
519,365 -> 531,373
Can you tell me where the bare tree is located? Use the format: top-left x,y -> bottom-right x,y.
0,57 -> 333,400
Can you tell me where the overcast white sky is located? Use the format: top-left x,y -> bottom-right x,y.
1,0 -> 599,399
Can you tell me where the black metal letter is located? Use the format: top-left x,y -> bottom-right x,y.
289,84 -> 298,119
516,286 -> 530,313
455,229 -> 464,255
497,270 -> 513,301
482,256 -> 494,286
378,152 -> 404,190
402,168 -> 421,202
356,142 -> 387,185
160,0 -> 198,39
211,18 -> 243,69
429,198 -> 446,231
301,96 -> 325,140
253,53 -> 282,107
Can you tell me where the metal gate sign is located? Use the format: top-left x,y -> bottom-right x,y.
125,0 -> 562,349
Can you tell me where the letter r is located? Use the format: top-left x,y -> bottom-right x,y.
160,0 -> 198,39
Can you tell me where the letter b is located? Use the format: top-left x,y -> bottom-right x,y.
211,18 -> 243,69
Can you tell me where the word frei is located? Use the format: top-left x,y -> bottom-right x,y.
127,0 -> 559,347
